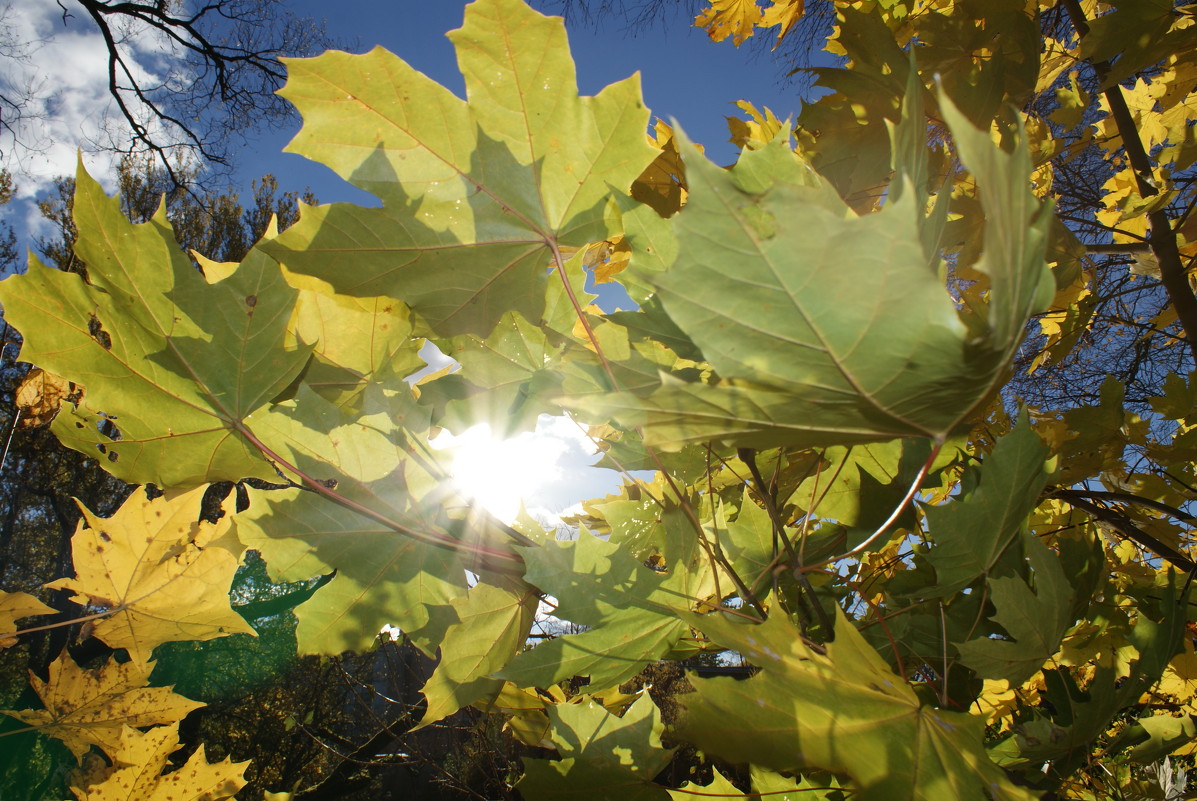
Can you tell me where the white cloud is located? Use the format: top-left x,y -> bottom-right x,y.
0,1 -> 183,196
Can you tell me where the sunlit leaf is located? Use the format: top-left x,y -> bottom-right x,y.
67,723 -> 246,801
496,530 -> 689,689
0,165 -> 309,488
417,580 -> 537,726
519,694 -> 675,801
2,653 -> 201,761
575,90 -> 1052,451
46,487 -> 255,663
0,590 -> 55,648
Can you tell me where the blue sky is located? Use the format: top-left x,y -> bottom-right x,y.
235,0 -> 809,205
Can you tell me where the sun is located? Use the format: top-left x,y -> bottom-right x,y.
432,416 -> 586,523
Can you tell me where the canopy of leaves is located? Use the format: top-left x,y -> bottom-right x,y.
3,0 -> 1197,799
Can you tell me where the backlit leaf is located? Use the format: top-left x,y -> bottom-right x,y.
417,580 -> 537,726
0,590 -> 55,648
0,165 -> 309,488
496,530 -> 688,689
265,0 -> 658,337
694,0 -> 763,46
678,610 -> 1037,801
519,694 -> 675,801
576,90 -> 1052,451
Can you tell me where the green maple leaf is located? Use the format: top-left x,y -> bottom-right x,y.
417,580 -> 538,727
955,531 -> 1074,685
677,610 -> 1037,801
518,694 -> 675,801
578,88 -> 1053,451
922,418 -> 1053,597
279,266 -> 427,408
0,165 -> 309,488
420,309 -> 564,436
496,530 -> 688,689
235,482 -> 470,655
264,0 -> 658,337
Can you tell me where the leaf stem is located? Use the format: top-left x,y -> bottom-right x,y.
807,439 -> 942,567
0,607 -> 116,643
547,239 -> 766,618
739,447 -> 831,636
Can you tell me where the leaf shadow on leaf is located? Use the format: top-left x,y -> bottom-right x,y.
272,130 -> 618,340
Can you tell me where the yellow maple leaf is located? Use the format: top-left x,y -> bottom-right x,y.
69,723 -> 247,801
694,0 -> 763,45
630,120 -> 689,217
583,237 -> 632,285
971,675 -> 1038,732
727,100 -> 784,151
759,0 -> 804,46
2,651 -> 202,760
46,486 -> 255,663
0,590 -> 55,648
1035,36 -> 1079,95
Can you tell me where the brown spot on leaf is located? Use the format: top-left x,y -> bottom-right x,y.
15,368 -> 77,428
87,314 -> 112,350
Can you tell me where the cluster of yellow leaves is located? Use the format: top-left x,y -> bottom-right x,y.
0,486 -> 255,798
974,678 -> 1043,733
693,0 -> 805,47
71,723 -> 246,801
1,653 -> 247,799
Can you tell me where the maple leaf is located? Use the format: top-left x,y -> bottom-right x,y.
0,164 -> 311,488
694,0 -> 763,46
68,723 -> 246,801
496,530 -> 689,690
576,89 -> 1053,451
678,610 -> 1038,801
2,652 -> 202,761
922,419 -> 1052,597
759,0 -> 805,47
417,580 -> 537,727
629,120 -> 688,219
263,0 -> 658,337
47,487 -> 255,663
955,531 -> 1074,685
518,695 -> 676,801
228,385 -> 499,655
0,590 -> 55,648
